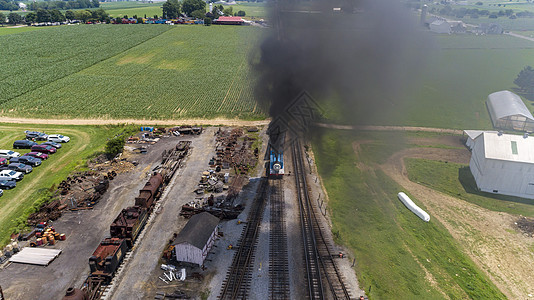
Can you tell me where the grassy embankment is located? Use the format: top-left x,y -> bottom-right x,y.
312,129 -> 505,299
0,124 -> 129,247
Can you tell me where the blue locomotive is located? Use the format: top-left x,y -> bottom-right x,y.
269,150 -> 284,178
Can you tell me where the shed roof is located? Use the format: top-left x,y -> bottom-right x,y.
487,90 -> 534,121
172,212 -> 219,249
215,16 -> 244,22
476,131 -> 534,163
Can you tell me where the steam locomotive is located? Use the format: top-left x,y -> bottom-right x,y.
269,150 -> 284,178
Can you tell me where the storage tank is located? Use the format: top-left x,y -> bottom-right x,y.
397,192 -> 430,222
62,287 -> 88,300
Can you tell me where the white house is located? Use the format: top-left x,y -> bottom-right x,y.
469,131 -> 534,199
172,212 -> 219,266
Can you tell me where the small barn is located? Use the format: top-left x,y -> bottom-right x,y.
429,20 -> 451,34
213,16 -> 244,25
172,212 -> 219,266
469,131 -> 534,199
486,90 -> 534,132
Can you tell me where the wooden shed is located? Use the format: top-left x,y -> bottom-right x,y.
173,212 -> 219,266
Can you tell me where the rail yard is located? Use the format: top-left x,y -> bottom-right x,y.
0,126 -> 362,300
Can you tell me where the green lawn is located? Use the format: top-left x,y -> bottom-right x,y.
230,2 -> 268,18
405,158 -> 534,217
101,2 -> 163,18
312,129 -> 505,299
0,124 -> 128,247
2,25 -> 264,120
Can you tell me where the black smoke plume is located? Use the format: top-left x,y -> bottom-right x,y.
254,0 -> 430,144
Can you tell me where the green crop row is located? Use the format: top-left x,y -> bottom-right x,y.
2,25 -> 265,120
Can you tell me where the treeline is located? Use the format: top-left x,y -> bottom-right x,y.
0,8 -> 109,25
0,0 -> 18,11
162,0 -> 245,20
29,0 -> 100,11
430,5 -> 534,19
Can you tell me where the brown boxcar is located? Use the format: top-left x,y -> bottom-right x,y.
134,173 -> 163,209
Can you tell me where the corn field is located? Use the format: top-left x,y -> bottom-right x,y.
1,25 -> 266,120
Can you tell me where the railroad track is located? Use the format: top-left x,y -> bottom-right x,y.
291,140 -> 352,300
269,179 -> 290,299
218,178 -> 268,300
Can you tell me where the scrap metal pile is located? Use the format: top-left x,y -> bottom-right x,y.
180,127 -> 260,220
168,126 -> 203,136
27,171 -> 110,226
156,141 -> 191,183
212,128 -> 258,174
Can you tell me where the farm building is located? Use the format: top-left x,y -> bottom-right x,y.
469,131 -> 534,199
429,20 -> 451,34
464,130 -> 497,150
213,16 -> 245,25
172,212 -> 219,266
486,90 -> 534,132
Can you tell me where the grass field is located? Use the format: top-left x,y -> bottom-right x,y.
2,24 -> 264,120
0,26 -> 46,36
344,34 -> 534,129
0,124 -> 127,247
101,2 -> 163,18
405,158 -> 534,218
312,129 -> 505,299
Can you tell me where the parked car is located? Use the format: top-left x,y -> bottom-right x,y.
7,163 -> 32,174
31,145 -> 57,154
0,179 -> 16,190
25,131 -> 48,141
0,170 -> 24,181
0,150 -> 21,159
0,158 -> 7,166
23,152 -> 48,160
47,134 -> 70,143
41,141 -> 61,149
10,156 -> 42,167
13,140 -> 38,149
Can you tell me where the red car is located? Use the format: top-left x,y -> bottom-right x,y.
0,158 -> 6,166
31,144 -> 56,154
23,152 -> 49,160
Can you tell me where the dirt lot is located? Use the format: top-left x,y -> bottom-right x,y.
0,133 -> 196,300
376,134 -> 534,299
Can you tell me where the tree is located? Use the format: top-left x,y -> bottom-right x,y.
36,9 -> 51,23
236,10 -> 245,16
7,12 -> 22,25
190,9 -> 205,19
49,9 -> 65,22
65,10 -> 75,21
105,136 -> 125,157
92,0 -> 99,8
223,7 -> 233,16
162,0 -> 180,19
0,12 -> 5,26
514,66 -> 534,96
204,17 -> 211,25
181,0 -> 205,16
74,9 -> 92,23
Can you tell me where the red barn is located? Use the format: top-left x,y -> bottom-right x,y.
213,16 -> 244,25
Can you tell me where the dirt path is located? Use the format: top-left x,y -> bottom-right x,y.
0,117 -> 270,126
375,142 -> 534,299
317,123 -> 464,134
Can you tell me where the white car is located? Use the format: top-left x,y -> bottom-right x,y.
0,150 -> 21,159
47,134 -> 70,143
0,170 -> 24,181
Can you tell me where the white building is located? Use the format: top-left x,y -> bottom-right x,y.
469,131 -> 534,198
172,212 -> 219,266
430,20 -> 451,34
487,90 -> 534,132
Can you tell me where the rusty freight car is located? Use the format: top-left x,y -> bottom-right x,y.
110,206 -> 148,247
134,173 -> 163,209
89,238 -> 128,282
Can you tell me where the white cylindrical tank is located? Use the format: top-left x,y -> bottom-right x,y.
397,192 -> 430,222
